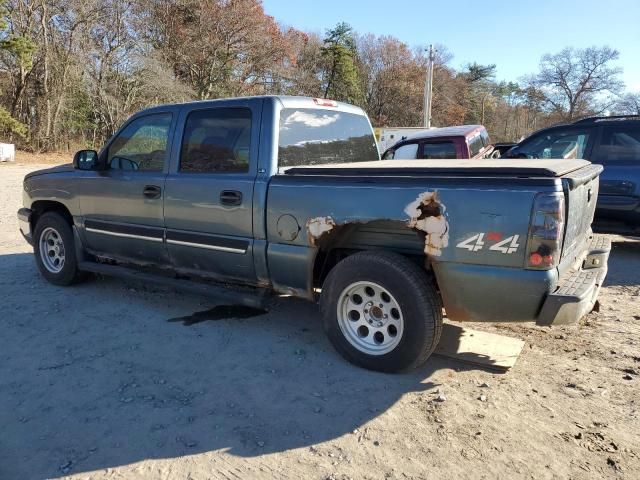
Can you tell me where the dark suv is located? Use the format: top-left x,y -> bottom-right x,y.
505,115 -> 640,233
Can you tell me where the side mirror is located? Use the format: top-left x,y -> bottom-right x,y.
73,150 -> 99,170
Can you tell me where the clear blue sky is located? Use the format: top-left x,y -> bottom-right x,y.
262,0 -> 640,92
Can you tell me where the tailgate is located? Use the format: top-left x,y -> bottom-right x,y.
561,164 -> 603,262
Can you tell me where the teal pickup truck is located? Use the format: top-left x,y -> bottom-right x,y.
18,96 -> 610,372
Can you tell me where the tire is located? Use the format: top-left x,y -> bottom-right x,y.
320,250 -> 443,373
33,211 -> 84,286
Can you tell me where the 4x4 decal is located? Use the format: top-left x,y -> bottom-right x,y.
457,233 -> 520,254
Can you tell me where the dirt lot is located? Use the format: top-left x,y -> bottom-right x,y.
1,163 -> 639,480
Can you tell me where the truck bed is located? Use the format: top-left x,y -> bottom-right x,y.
284,159 -> 592,178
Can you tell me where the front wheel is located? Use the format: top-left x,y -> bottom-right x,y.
320,251 -> 443,372
33,211 -> 84,286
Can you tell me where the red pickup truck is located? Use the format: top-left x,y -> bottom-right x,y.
382,125 -> 499,160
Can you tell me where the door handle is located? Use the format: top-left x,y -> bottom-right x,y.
220,190 -> 242,206
143,185 -> 161,199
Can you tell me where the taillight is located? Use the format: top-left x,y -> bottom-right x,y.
526,192 -> 565,270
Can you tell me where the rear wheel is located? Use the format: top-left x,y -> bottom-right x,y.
33,211 -> 84,286
320,250 -> 443,372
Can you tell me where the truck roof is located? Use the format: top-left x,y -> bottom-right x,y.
284,159 -> 594,178
138,95 -> 367,116
403,125 -> 486,141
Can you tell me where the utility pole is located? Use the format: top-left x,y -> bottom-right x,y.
424,44 -> 435,128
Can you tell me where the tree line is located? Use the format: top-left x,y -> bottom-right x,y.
1,0 -> 638,152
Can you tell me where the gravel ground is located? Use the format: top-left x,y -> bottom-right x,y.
1,163 -> 639,480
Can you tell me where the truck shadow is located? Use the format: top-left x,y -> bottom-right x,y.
1,251 -> 499,479
603,237 -> 640,287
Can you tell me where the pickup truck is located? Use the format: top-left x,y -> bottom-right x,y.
381,125 -> 498,160
17,96 -> 610,372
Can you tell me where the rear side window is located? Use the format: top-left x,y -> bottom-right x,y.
420,141 -> 456,159
593,124 -> 640,163
278,108 -> 379,167
468,134 -> 484,157
180,108 -> 252,173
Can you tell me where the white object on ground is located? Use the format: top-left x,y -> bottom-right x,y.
0,143 -> 15,162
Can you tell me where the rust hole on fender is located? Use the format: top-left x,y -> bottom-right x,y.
405,191 -> 449,257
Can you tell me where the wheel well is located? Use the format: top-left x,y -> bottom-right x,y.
313,248 -> 429,289
313,248 -> 351,289
31,201 -> 73,229
311,221 -> 433,290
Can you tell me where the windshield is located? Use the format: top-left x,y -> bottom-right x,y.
509,129 -> 590,159
278,108 -> 379,167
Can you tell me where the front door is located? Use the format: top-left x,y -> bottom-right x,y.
163,105 -> 259,283
78,112 -> 174,264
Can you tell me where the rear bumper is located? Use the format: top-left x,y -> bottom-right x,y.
537,234 -> 610,326
433,234 -> 610,325
17,208 -> 33,245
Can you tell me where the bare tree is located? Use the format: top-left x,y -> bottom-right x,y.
535,46 -> 623,120
144,0 -> 292,100
281,30 -> 324,97
357,34 -> 423,126
614,92 -> 640,115
0,2 -> 637,151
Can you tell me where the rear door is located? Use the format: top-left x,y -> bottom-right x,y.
590,122 -> 640,224
79,111 -> 174,264
163,103 -> 261,283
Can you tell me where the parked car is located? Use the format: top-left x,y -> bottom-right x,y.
18,96 -> 609,372
504,115 -> 640,234
381,125 -> 498,160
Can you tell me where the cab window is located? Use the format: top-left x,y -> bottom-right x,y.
388,143 -> 418,160
180,108 -> 252,173
107,113 -> 172,172
278,108 -> 379,166
420,141 -> 456,159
